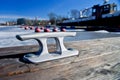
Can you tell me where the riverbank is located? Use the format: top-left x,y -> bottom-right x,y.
0,37 -> 120,80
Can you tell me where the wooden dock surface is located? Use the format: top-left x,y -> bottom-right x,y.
1,37 -> 120,80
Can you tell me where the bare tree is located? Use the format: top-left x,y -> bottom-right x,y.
48,13 -> 57,25
56,15 -> 68,23
48,13 -> 68,24
70,9 -> 80,19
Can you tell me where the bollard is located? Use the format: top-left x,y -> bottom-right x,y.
40,27 -> 44,30
53,28 -> 58,32
16,32 -> 79,63
24,26 -> 29,30
44,28 -> 50,32
61,28 -> 66,32
35,27 -> 41,32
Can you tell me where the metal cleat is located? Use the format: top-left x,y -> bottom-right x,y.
16,32 -> 79,63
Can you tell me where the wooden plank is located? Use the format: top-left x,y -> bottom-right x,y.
0,44 -> 57,56
0,37 -> 120,80
1,50 -> 120,80
0,45 -> 39,56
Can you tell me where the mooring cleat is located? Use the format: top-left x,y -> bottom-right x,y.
16,32 -> 79,63
23,49 -> 78,63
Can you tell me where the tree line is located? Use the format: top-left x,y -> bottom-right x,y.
17,9 -> 81,26
17,18 -> 49,26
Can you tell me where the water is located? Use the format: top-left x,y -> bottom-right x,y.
0,26 -> 120,48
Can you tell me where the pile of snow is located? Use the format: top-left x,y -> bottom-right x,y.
94,30 -> 109,33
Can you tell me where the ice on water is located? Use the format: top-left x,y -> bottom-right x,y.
0,26 -> 119,48
0,26 -> 37,48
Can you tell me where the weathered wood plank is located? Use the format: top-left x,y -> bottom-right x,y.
0,44 -> 57,56
0,37 -> 120,80
0,45 -> 38,56
1,50 -> 120,80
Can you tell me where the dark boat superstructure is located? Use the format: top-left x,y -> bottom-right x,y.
58,1 -> 120,32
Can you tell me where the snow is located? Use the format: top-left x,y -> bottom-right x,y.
94,30 -> 109,33
0,26 -> 37,48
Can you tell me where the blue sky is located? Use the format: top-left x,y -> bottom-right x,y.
0,0 -> 119,19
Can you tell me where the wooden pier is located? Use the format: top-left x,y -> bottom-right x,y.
1,37 -> 120,80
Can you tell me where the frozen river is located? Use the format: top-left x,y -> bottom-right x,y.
0,26 -> 120,48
